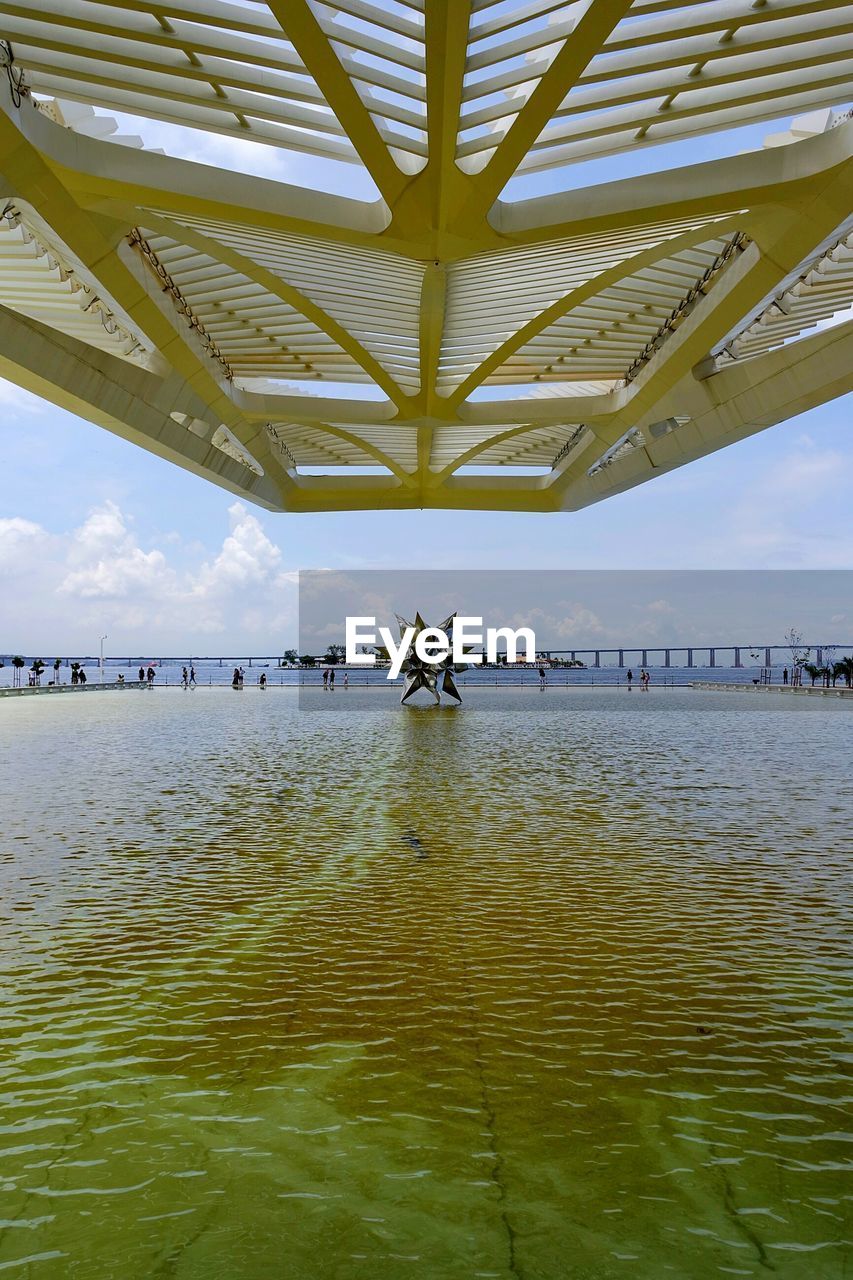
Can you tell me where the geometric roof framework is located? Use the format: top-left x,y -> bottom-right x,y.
0,2 -> 851,513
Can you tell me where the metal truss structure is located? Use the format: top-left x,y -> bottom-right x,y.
1,1 -> 852,513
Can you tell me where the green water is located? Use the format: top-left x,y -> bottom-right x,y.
0,688 -> 851,1278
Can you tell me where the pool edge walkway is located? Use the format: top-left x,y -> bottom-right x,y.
0,682 -> 150,698
690,681 -> 853,698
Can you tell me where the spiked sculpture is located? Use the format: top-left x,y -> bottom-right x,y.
1,6 -> 852,513
395,613 -> 467,706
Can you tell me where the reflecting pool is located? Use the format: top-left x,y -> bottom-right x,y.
1,688 -> 851,1278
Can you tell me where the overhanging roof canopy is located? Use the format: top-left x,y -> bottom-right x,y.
1,0 -> 852,512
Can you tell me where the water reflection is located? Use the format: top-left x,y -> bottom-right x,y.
0,689 -> 851,1278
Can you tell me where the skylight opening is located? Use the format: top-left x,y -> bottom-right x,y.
296,465 -> 396,476
78,109 -> 383,199
236,379 -> 391,401
784,301 -> 853,346
500,113 -> 833,202
322,7 -> 423,62
468,382 -> 616,402
454,465 -> 553,475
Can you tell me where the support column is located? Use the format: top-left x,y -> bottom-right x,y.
641,650 -> 647,666
816,647 -> 823,665
664,649 -> 670,668
687,649 -> 694,668
765,647 -> 771,667
618,649 -> 624,667
734,647 -> 742,667
710,648 -> 716,668
594,651 -> 600,668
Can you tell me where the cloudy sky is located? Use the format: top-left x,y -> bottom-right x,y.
1,110 -> 852,655
298,569 -> 853,655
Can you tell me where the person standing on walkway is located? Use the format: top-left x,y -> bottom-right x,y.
78,667 -> 87,685
323,668 -> 329,690
538,665 -> 546,688
138,665 -> 145,683
181,666 -> 189,689
147,666 -> 155,685
329,667 -> 335,689
783,667 -> 789,685
626,668 -> 633,690
259,672 -> 267,690
343,671 -> 349,689
189,666 -> 197,687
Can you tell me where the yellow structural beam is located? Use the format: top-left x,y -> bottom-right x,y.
0,2 -> 852,512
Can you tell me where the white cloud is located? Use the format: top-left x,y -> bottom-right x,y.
60,501 -> 171,598
0,516 -> 48,569
194,502 -> 282,593
0,500 -> 298,652
514,604 -> 608,642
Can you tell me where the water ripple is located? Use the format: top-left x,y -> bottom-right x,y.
0,688 -> 851,1278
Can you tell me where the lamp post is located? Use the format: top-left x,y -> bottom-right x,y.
100,634 -> 108,683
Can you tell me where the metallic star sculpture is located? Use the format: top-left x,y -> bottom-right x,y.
395,612 -> 467,706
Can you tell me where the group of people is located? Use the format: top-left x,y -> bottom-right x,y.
322,667 -> 348,689
70,666 -> 87,685
137,666 -> 156,685
181,666 -> 197,688
231,666 -> 267,689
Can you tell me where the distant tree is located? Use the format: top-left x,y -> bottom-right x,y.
30,659 -> 45,686
12,655 -> 25,688
299,654 -> 316,667
325,644 -> 345,665
53,658 -> 61,684
831,660 -> 847,687
802,662 -> 821,687
784,628 -> 812,687
839,656 -> 853,688
373,644 -> 391,664
282,649 -> 298,665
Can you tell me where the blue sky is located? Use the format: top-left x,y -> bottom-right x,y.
1,109 -> 852,653
2,380 -> 851,654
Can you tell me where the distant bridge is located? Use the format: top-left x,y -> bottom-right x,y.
4,645 -> 852,670
540,644 -> 853,668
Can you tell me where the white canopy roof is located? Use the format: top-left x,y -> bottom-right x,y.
1,1 -> 851,512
